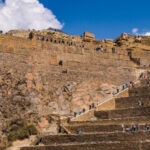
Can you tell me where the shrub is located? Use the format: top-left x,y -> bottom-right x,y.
29,32 -> 33,40
8,124 -> 38,142
26,125 -> 38,135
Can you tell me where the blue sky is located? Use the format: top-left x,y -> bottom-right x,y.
1,0 -> 150,39
0,0 -> 150,39
39,0 -> 150,40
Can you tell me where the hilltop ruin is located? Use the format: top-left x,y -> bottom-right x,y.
0,29 -> 150,147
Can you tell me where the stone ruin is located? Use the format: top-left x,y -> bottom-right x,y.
83,32 -> 95,40
0,29 -> 150,148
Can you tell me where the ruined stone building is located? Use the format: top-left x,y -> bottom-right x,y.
0,29 -> 150,147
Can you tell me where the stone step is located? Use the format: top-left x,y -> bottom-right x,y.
115,96 -> 150,109
129,87 -> 150,96
69,116 -> 150,126
94,106 -> 150,119
142,142 -> 150,150
20,141 -> 144,150
140,79 -> 150,85
65,124 -> 149,134
34,132 -> 150,145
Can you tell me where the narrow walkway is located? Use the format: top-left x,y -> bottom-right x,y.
71,70 -> 148,122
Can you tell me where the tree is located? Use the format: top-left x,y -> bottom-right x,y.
29,32 -> 33,40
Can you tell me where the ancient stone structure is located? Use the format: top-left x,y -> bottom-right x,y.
0,29 -> 150,147
21,76 -> 150,150
83,32 -> 95,40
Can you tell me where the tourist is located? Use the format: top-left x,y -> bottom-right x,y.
147,80 -> 150,86
79,129 -> 82,134
67,117 -> 70,123
145,124 -> 149,131
77,129 -> 82,135
129,81 -> 132,87
132,82 -> 134,87
130,81 -> 134,88
131,125 -> 136,131
139,73 -> 143,79
83,108 -> 86,113
126,125 -> 130,131
138,101 -> 143,107
89,105 -> 92,110
92,103 -> 95,108
79,112 -> 82,115
131,125 -> 134,132
74,112 -> 77,117
133,125 -> 136,131
122,124 -> 125,132
125,82 -> 129,87
58,126 -> 62,133
137,124 -> 140,131
122,85 -> 125,90
117,88 -> 119,93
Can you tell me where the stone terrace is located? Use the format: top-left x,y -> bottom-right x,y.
21,77 -> 150,150
1,31 -> 150,147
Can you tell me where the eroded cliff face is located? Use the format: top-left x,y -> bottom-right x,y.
0,30 -> 150,144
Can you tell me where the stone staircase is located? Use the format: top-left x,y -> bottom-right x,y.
21,78 -> 150,150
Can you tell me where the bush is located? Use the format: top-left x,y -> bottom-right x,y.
29,32 -> 33,40
27,125 -> 38,135
8,124 -> 38,142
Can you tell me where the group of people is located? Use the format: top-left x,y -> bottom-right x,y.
138,101 -> 144,107
139,72 -> 150,79
113,80 -> 136,96
121,124 -> 149,132
74,79 -> 137,118
73,103 -> 97,117
73,72 -> 150,118
95,47 -> 107,52
89,103 -> 95,110
113,71 -> 150,96
139,72 -> 150,86
112,82 -> 129,95
73,108 -> 87,117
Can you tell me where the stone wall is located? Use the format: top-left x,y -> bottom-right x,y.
20,142 -> 142,150
0,32 -> 150,142
115,96 -> 150,109
95,106 -> 150,119
84,32 -> 95,39
0,35 -> 140,122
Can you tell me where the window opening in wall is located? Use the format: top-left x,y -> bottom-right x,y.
59,60 -> 63,66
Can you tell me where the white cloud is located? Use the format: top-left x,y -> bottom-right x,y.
143,32 -> 150,36
132,28 -> 139,34
132,28 -> 150,36
0,0 -> 63,32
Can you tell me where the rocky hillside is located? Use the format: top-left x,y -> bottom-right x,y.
0,30 -> 150,146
